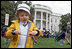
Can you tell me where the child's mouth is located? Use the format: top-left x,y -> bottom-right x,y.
23,19 -> 27,22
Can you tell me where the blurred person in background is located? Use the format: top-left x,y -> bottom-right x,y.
65,22 -> 71,45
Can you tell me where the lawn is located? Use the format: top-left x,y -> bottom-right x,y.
33,37 -> 71,48
1,36 -> 10,48
1,36 -> 71,48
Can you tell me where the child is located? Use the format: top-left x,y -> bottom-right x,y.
6,4 -> 41,48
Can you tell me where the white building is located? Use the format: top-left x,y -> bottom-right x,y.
32,4 -> 62,32
51,13 -> 61,32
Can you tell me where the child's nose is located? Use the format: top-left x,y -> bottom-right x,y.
23,16 -> 26,18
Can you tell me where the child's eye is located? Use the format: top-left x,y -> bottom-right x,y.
25,15 -> 28,16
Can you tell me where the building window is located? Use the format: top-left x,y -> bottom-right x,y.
36,20 -> 41,29
43,12 -> 46,20
33,5 -> 35,7
48,14 -> 50,18
48,14 -> 50,22
51,26 -> 52,30
51,19 -> 52,23
55,19 -> 57,23
43,21 -> 46,28
36,11 -> 41,19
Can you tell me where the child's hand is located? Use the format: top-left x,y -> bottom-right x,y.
14,30 -> 21,35
29,31 -> 38,36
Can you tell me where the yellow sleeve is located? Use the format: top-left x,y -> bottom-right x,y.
32,22 -> 43,37
6,23 -> 16,39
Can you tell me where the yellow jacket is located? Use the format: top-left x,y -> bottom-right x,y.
6,20 -> 41,48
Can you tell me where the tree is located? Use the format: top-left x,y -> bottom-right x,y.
25,1 -> 32,6
13,1 -> 22,13
1,1 -> 23,27
59,13 -> 71,31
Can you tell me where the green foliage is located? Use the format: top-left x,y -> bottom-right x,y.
1,1 -> 16,27
30,7 -> 35,21
25,1 -> 32,6
1,37 -> 10,48
59,13 -> 71,31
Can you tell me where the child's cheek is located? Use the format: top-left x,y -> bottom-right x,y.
26,16 -> 29,20
24,17 -> 29,20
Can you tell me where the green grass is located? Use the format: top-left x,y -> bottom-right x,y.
1,36 -> 11,48
1,36 -> 71,48
33,38 -> 71,48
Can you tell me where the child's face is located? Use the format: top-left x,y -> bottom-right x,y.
18,10 -> 30,22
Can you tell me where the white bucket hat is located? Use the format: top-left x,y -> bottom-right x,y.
17,4 -> 30,15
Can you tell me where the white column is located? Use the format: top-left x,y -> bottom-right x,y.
48,13 -> 49,30
46,13 -> 48,30
49,14 -> 51,31
34,11 -> 37,25
41,12 -> 43,31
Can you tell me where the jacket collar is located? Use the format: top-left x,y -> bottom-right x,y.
11,20 -> 32,23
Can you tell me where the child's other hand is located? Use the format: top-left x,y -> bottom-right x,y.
29,31 -> 38,36
14,30 -> 21,35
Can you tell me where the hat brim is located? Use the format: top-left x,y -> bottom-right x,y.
17,8 -> 30,15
